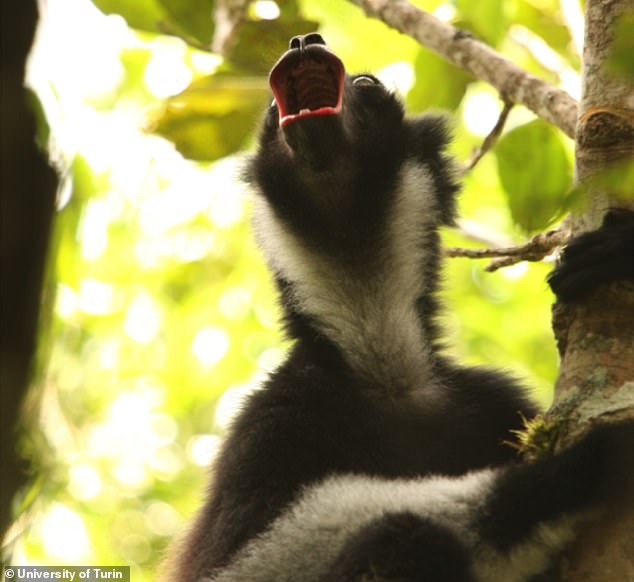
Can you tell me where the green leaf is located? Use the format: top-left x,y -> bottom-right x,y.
514,0 -> 579,70
495,120 -> 573,232
90,0 -> 168,33
149,73 -> 270,161
227,16 -> 319,74
455,0 -> 508,44
407,48 -> 472,112
90,0 -> 214,46
159,0 -> 215,46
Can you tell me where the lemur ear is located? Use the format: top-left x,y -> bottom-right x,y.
407,115 -> 453,155
352,74 -> 382,87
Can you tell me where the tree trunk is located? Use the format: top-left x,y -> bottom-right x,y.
0,0 -> 57,539
549,0 -> 634,579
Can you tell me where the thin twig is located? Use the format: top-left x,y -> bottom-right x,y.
445,226 -> 571,272
462,98 -> 514,173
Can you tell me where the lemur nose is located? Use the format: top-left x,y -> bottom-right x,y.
289,33 -> 326,51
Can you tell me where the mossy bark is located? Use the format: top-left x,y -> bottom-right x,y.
549,1 -> 634,579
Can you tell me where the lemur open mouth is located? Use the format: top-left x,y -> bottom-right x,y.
269,44 -> 345,127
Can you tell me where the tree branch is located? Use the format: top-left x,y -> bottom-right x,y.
445,226 -> 570,272
212,0 -> 252,55
462,99 -> 514,173
347,0 -> 579,138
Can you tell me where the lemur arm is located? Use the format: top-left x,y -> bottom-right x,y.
548,209 -> 634,302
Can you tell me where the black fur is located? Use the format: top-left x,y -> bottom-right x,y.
475,421 -> 634,551
169,35 -> 634,582
323,513 -> 475,582
548,208 -> 634,301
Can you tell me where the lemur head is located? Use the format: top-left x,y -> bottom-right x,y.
249,33 -> 458,257
267,32 -> 403,171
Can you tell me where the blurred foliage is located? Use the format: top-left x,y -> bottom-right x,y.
495,119 -> 573,232
149,73 -> 270,160
92,0 -> 216,45
11,0 -> 610,577
407,49 -> 472,112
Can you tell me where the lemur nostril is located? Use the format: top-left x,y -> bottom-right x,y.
304,32 -> 326,46
289,33 -> 327,51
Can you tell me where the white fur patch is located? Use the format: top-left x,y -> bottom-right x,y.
253,160 -> 441,395
208,469 -> 496,582
208,469 -> 591,582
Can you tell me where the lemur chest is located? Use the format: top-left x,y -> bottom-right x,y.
254,161 -> 442,393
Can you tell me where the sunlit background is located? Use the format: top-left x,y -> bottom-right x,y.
6,0 -> 586,578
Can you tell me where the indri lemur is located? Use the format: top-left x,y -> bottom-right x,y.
169,34 -> 634,582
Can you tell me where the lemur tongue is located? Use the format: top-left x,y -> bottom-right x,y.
269,45 -> 345,127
